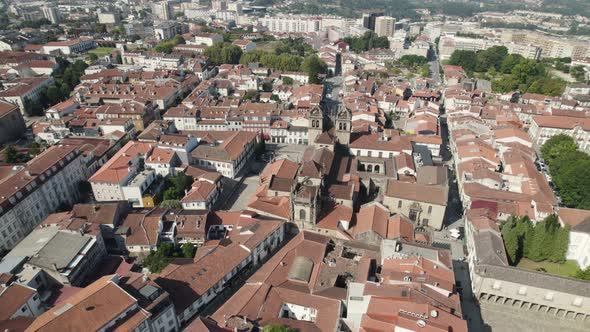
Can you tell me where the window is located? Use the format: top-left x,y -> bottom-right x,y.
299,209 -> 306,220
545,292 -> 554,301
518,286 -> 527,295
428,206 -> 432,214
398,200 -> 402,208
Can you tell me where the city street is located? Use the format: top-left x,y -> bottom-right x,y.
324,76 -> 344,120
429,46 -> 442,87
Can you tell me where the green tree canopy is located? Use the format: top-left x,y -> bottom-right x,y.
540,134 -> 578,164
160,200 -> 182,209
541,135 -> 590,209
204,43 -> 243,65
448,47 -> 565,96
162,173 -> 193,201
4,146 -> 20,163
574,266 -> 590,281
342,31 -> 389,53
501,214 -> 568,265
400,55 -> 428,67
181,243 -> 196,258
301,55 -> 327,84
262,325 -> 296,332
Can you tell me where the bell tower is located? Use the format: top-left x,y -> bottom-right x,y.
335,106 -> 352,145
308,106 -> 323,144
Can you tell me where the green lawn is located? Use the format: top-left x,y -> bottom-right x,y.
87,47 -> 115,57
517,258 -> 580,278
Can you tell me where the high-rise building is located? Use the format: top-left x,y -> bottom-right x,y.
212,0 -> 227,11
363,11 -> 384,31
375,16 -> 395,38
153,1 -> 172,20
42,5 -> 60,24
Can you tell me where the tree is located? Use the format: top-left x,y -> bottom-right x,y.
162,173 -> 193,201
262,81 -> 273,92
45,85 -> 62,105
204,43 -> 243,65
4,146 -> 19,163
262,325 -> 295,332
88,53 -> 98,61
342,32 -> 389,53
420,64 -> 430,78
384,111 -> 394,129
301,55 -> 327,84
541,135 -> 590,209
128,34 -> 141,42
400,55 -> 428,67
571,65 -> 587,82
172,35 -> 185,45
29,142 -> 41,156
282,76 -> 294,85
574,266 -> 590,281
23,99 -> 43,117
181,243 -> 196,258
243,90 -> 259,101
143,250 -> 173,273
255,131 -> 266,157
540,134 -> 578,164
449,50 -> 477,72
222,44 -> 243,64
500,216 -> 533,265
95,24 -> 107,34
474,46 -> 508,72
60,84 -> 71,100
501,215 -> 567,265
155,42 -> 174,54
160,199 -> 182,209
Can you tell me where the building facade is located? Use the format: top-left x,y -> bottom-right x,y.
0,145 -> 86,251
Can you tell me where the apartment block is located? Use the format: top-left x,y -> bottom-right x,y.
0,145 -> 86,251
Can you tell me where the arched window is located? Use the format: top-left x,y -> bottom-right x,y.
299,209 -> 306,220
374,165 -> 381,173
367,164 -> 373,172
339,122 -> 343,130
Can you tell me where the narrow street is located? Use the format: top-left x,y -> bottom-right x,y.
429,45 -> 442,87
439,100 -> 485,332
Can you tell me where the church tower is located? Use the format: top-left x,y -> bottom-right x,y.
335,107 -> 352,145
308,106 -> 323,144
